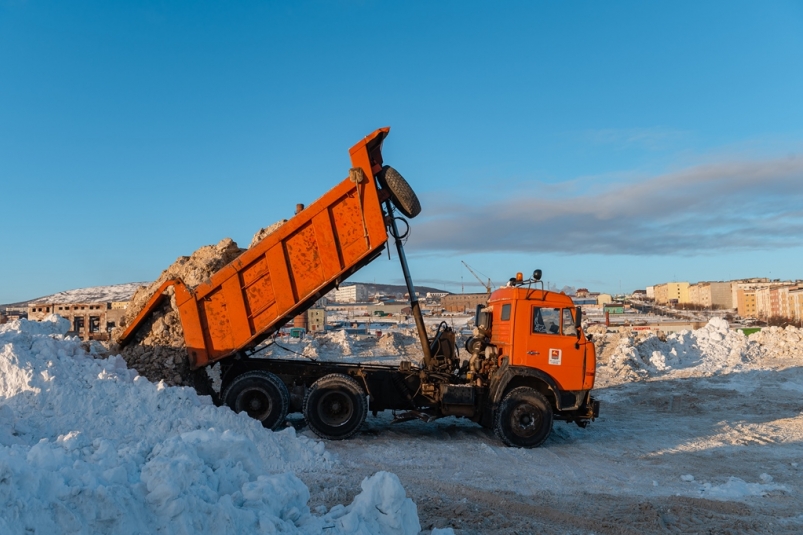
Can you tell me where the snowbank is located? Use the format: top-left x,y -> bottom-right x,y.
0,316 -> 420,535
596,318 -> 803,386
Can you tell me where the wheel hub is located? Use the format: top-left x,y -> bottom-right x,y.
511,403 -> 541,438
317,391 -> 354,427
239,389 -> 272,421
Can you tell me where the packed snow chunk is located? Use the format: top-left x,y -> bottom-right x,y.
430,529 -> 456,535
324,472 -> 420,535
697,476 -> 788,500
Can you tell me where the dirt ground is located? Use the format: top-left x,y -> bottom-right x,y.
297,358 -> 803,534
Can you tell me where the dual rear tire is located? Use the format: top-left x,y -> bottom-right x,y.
303,374 -> 368,440
222,370 -> 289,431
223,371 -> 367,440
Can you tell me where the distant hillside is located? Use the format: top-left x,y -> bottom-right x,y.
1,281 -> 451,311
1,282 -> 147,309
336,282 -> 449,296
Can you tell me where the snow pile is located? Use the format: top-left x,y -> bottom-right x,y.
748,325 -> 803,360
596,318 -> 770,386
319,330 -> 354,356
0,316 -> 421,535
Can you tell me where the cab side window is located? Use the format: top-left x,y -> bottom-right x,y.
562,309 -> 577,337
532,307 -> 560,335
500,304 -> 511,321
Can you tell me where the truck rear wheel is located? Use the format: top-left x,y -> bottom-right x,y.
303,374 -> 367,440
377,166 -> 421,219
494,387 -> 553,448
222,371 -> 289,431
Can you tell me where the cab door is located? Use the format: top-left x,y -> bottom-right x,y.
523,306 -> 585,390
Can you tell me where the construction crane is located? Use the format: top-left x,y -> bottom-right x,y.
461,260 -> 493,294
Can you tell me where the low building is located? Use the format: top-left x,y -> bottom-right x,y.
595,293 -> 613,306
367,303 -> 412,316
27,301 -> 128,341
603,303 -> 625,315
441,293 -> 487,313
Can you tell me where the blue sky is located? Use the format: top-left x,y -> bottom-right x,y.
2,1 -> 803,302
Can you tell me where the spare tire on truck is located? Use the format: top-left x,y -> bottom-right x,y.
222,370 -> 289,431
303,374 -> 367,440
376,166 -> 421,219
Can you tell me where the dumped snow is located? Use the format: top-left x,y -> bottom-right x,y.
113,237 -> 246,386
0,316 -> 421,535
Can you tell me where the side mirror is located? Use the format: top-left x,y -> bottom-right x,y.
575,307 -> 583,328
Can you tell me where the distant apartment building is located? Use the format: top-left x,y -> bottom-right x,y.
27,301 -> 128,341
733,280 -> 792,318
736,290 -> 758,318
730,279 -> 769,314
754,283 -> 802,319
790,288 -> 803,322
646,286 -> 655,299
329,284 -> 370,303
653,282 -> 690,304
425,292 -> 449,300
688,282 -> 733,309
306,308 -> 326,332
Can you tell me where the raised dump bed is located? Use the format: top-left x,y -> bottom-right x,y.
118,128 -> 399,369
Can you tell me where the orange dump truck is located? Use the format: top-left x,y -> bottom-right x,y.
119,127 -> 598,447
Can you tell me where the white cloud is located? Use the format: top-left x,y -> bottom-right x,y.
407,155 -> 803,256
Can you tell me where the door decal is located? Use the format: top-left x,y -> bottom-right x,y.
549,348 -> 562,365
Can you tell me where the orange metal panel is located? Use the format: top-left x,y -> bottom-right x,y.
199,287 -> 235,357
312,210 -> 344,277
265,243 -> 296,312
220,276 -> 253,351
285,221 -> 325,301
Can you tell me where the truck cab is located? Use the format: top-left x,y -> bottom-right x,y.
471,270 -> 599,447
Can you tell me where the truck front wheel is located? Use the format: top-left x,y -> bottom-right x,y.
494,387 -> 553,448
303,374 -> 367,440
222,371 -> 289,431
